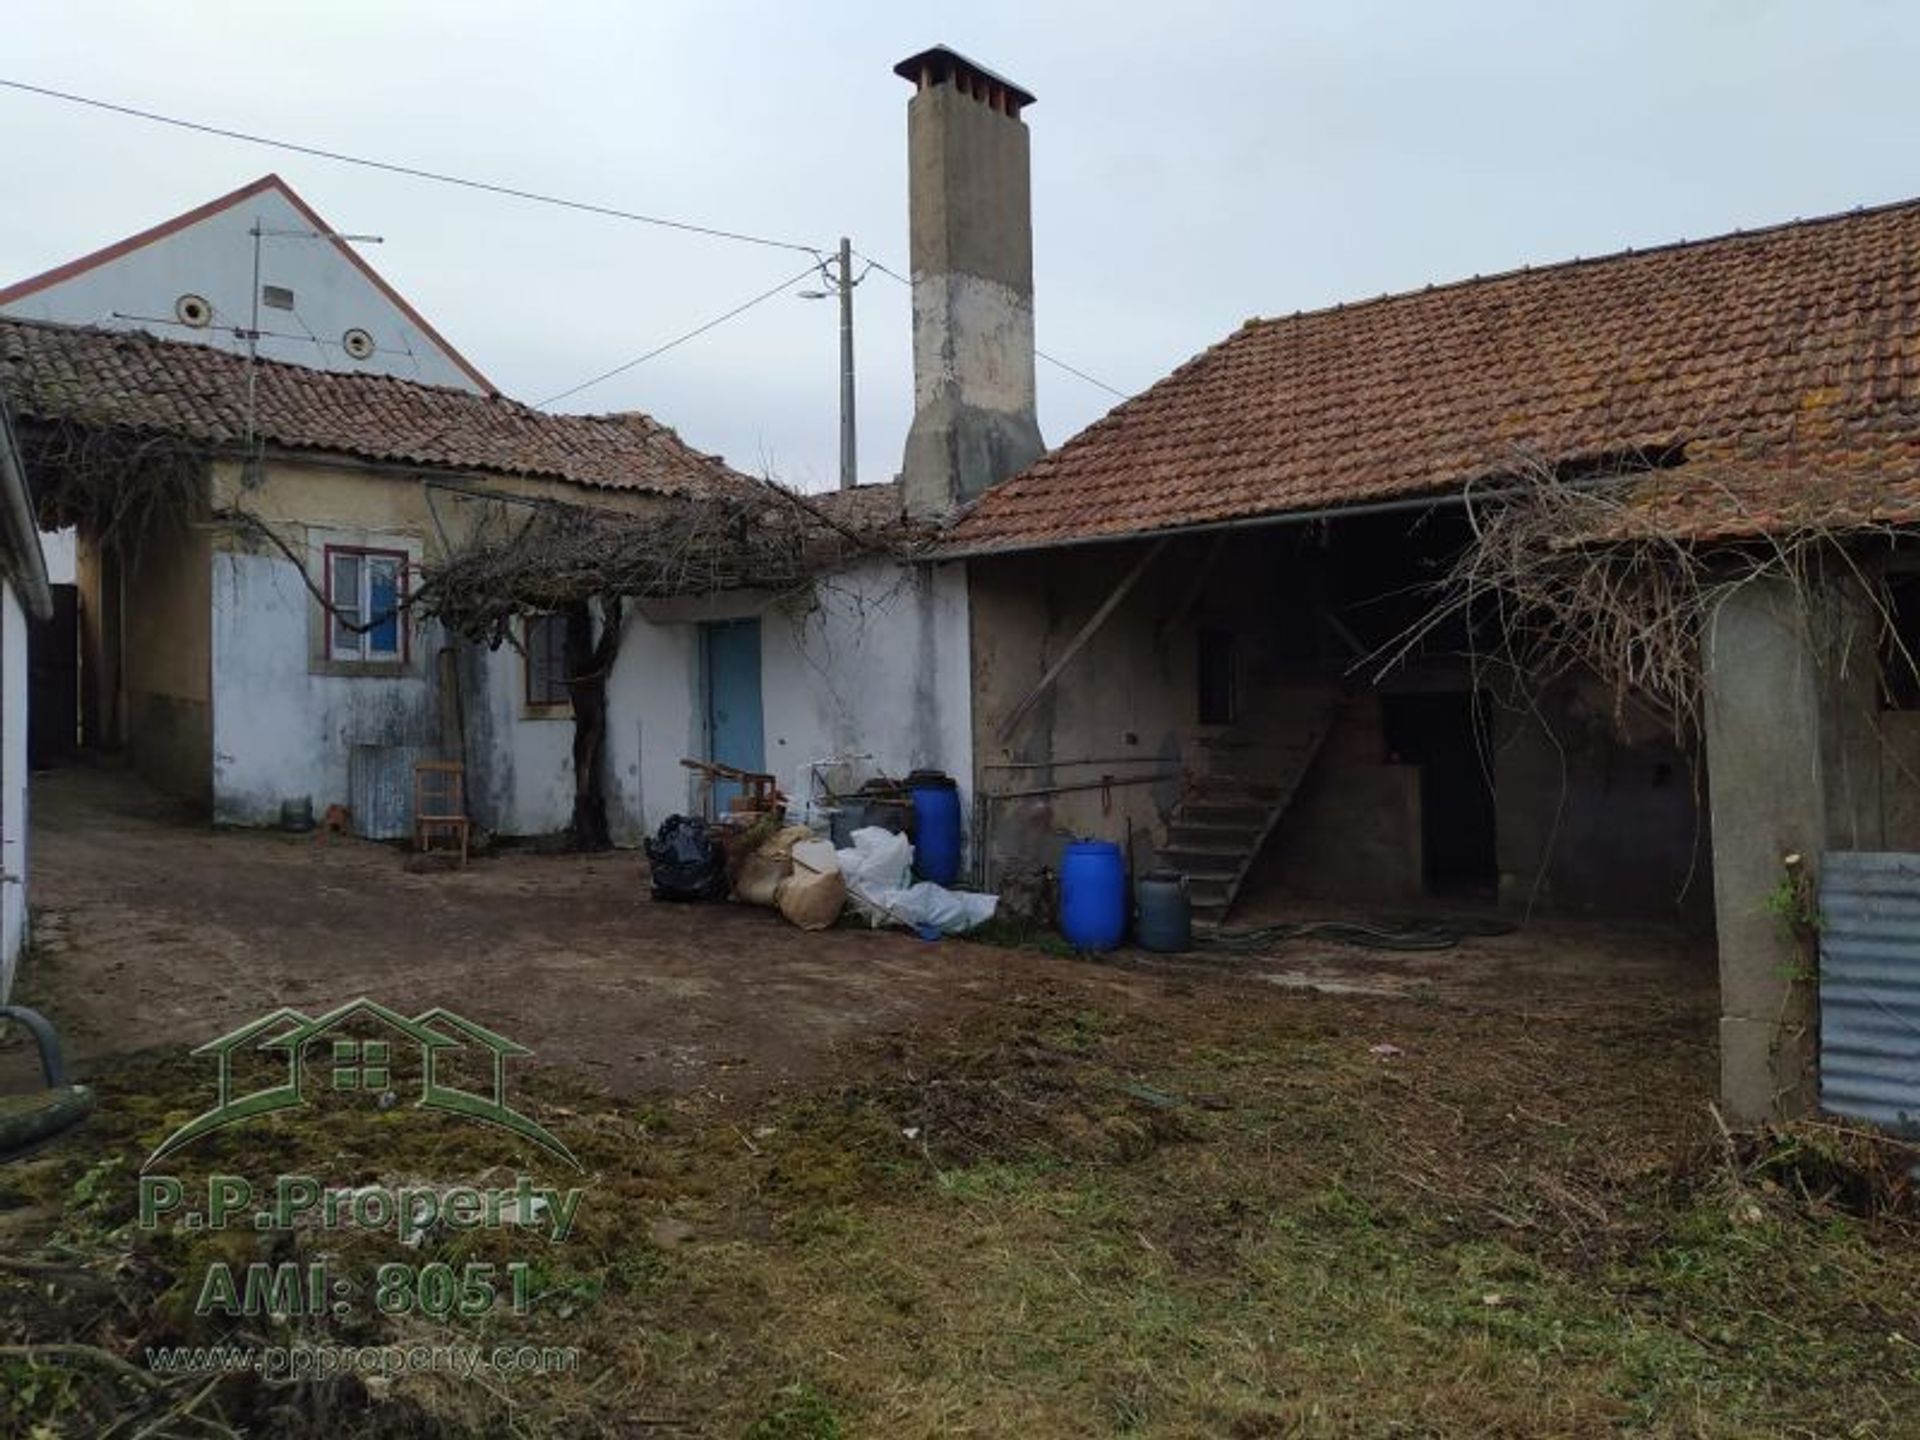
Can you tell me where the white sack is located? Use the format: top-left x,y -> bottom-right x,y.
835,826 -> 996,934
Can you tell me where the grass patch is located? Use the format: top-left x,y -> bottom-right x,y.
5,989 -> 1919,1436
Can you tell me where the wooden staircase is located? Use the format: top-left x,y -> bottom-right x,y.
1159,690 -> 1344,930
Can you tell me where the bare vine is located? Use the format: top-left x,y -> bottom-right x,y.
418,481 -> 923,644
1364,454 -> 1918,747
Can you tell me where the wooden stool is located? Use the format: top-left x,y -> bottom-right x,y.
414,760 -> 470,864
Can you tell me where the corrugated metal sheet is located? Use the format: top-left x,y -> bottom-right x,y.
1819,851 -> 1920,1134
348,744 -> 438,841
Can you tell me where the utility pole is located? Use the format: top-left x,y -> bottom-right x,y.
836,236 -> 857,490
801,239 -> 868,489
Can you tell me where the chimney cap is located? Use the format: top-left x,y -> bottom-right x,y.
894,45 -> 1036,113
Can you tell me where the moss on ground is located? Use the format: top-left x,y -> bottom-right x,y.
4,985 -> 1918,1437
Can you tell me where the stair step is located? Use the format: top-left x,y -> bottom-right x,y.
1185,873 -> 1237,892
1189,776 -> 1282,796
1159,844 -> 1251,867
1177,801 -> 1269,822
1166,833 -> 1263,854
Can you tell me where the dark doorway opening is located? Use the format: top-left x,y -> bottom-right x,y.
28,583 -> 79,768
1196,627 -> 1237,725
1382,691 -> 1497,896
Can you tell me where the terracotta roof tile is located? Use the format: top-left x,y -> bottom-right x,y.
0,316 -> 753,499
948,199 -> 1920,551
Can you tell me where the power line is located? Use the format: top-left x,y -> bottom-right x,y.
0,76 -> 823,257
534,260 -> 826,409
1,76 -> 1135,411
855,250 -> 1131,401
1035,350 -> 1130,402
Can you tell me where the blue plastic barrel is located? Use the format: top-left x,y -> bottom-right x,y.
1059,840 -> 1127,950
909,771 -> 962,885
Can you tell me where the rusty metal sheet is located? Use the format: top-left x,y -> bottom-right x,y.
1819,850 -> 1920,1134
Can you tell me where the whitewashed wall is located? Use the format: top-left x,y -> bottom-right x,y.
0,582 -> 29,999
212,548 -> 433,825
758,558 -> 974,814
466,637 -> 575,839
212,547 -> 591,836
208,549 -> 972,851
563,558 -> 975,844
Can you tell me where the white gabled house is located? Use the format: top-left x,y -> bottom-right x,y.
0,173 -> 492,394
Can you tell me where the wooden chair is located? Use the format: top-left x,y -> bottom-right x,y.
679,757 -> 781,820
414,760 -> 470,864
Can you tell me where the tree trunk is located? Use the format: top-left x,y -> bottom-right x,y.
564,598 -> 620,850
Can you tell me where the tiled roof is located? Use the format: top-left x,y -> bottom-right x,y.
0,316 -> 754,498
807,480 -> 905,530
947,199 -> 1920,552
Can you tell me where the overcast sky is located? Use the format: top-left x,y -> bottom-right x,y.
6,2 -> 1917,493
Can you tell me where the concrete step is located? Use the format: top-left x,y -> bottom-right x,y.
1185,874 -> 1237,896
1176,800 -> 1269,824
1187,775 -> 1283,798
1159,844 -> 1251,867
1166,816 -> 1266,837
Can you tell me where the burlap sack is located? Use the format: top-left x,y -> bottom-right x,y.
734,824 -> 815,908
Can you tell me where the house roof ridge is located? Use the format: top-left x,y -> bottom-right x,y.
946,190 -> 1920,552
1243,192 -> 1920,333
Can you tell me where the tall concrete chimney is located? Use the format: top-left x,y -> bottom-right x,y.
894,47 -> 1044,519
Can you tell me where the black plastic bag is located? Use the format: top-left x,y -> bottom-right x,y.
644,814 -> 729,902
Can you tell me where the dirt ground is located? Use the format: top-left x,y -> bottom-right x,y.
18,765 -> 1719,1099
16,767 -> 1917,1439
19,767 -> 1154,1096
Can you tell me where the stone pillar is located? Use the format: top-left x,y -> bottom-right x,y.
1704,576 -> 1835,1121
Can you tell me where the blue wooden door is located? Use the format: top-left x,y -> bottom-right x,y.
702,619 -> 764,812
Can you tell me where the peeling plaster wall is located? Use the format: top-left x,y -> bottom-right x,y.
202,457 -> 666,835
466,629 -> 577,840
758,558 -> 973,813
604,610 -> 702,845
969,540 -> 1194,877
612,558 -> 973,845
211,545 -> 439,825
167,456 -> 962,846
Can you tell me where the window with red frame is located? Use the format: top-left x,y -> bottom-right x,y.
325,546 -> 407,663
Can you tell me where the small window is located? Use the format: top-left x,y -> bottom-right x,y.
261,283 -> 296,311
1884,573 -> 1920,710
525,613 -> 571,708
1198,628 -> 1237,725
325,546 -> 407,663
